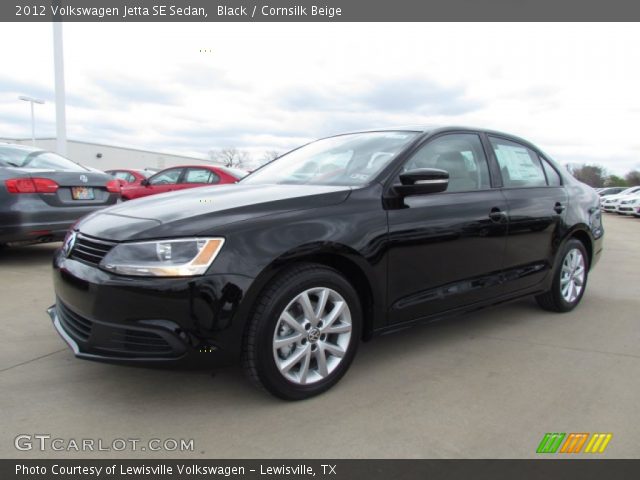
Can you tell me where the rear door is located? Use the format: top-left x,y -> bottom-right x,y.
486,135 -> 568,293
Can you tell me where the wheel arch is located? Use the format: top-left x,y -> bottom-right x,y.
562,225 -> 594,269
238,243 -> 382,342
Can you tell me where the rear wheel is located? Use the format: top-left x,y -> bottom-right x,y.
536,238 -> 589,312
242,263 -> 361,400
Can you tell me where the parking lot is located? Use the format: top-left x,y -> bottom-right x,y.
0,214 -> 638,459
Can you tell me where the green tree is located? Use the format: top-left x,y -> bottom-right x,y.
568,164 -> 607,188
624,170 -> 640,186
604,175 -> 627,187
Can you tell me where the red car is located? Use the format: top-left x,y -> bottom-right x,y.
120,165 -> 246,200
105,169 -> 153,187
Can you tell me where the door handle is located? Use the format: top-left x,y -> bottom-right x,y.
488,207 -> 508,223
554,202 -> 566,214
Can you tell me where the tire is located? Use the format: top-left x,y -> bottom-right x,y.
535,238 -> 589,313
242,263 -> 362,400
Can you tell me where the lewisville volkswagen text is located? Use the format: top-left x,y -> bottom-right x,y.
49,127 -> 603,399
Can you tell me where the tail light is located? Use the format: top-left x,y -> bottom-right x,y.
106,179 -> 121,193
5,177 -> 59,194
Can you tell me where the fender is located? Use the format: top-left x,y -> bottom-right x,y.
232,241 -> 386,342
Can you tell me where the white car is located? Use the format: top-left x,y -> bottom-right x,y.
598,186 -> 627,198
601,186 -> 640,212
617,195 -> 640,215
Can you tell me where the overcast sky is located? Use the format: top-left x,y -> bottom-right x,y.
0,23 -> 639,173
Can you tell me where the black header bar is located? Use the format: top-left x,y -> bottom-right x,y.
3,0 -> 640,22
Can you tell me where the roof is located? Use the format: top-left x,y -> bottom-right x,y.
335,125 -> 539,150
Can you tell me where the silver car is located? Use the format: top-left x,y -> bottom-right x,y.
0,144 -> 120,247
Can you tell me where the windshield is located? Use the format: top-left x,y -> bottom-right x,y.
241,131 -> 419,186
0,146 -> 87,171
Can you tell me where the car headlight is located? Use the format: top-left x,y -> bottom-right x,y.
100,238 -> 225,277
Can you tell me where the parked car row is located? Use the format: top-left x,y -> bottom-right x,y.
599,186 -> 640,217
0,142 -> 248,247
111,165 -> 247,200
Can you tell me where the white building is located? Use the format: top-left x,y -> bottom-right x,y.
0,137 -> 221,172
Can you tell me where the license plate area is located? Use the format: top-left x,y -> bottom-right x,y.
71,187 -> 95,200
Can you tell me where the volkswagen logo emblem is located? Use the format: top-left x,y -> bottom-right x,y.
79,175 -> 88,183
62,231 -> 77,258
307,327 -> 321,344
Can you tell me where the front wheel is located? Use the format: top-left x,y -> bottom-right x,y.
536,239 -> 589,312
242,263 -> 361,400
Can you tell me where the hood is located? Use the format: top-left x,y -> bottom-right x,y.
619,195 -> 640,202
77,183 -> 352,241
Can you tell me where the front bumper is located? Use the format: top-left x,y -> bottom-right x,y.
48,302 -> 193,365
50,249 -> 254,367
618,206 -> 636,215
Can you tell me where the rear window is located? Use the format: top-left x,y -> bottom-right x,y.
489,137 -> 547,188
0,146 -> 87,172
219,166 -> 249,179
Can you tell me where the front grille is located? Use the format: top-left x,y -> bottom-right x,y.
57,301 -> 93,342
70,234 -> 116,266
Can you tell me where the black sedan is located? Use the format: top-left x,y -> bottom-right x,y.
0,144 -> 120,246
48,127 -> 603,399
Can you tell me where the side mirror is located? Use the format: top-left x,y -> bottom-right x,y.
140,179 -> 149,186
394,168 -> 449,197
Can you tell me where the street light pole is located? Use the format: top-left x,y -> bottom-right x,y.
18,95 -> 45,146
53,21 -> 67,156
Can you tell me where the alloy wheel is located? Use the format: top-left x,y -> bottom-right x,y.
272,287 -> 352,385
560,248 -> 586,303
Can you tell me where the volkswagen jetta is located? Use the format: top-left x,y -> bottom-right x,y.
48,127 -> 603,399
1,143 -> 120,247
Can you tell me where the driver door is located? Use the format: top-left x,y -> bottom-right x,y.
386,133 -> 509,324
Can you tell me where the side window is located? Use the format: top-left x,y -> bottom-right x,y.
403,133 -> 491,193
184,168 -> 220,184
149,168 -> 182,185
489,137 -> 547,188
114,171 -> 135,183
540,157 -> 562,186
